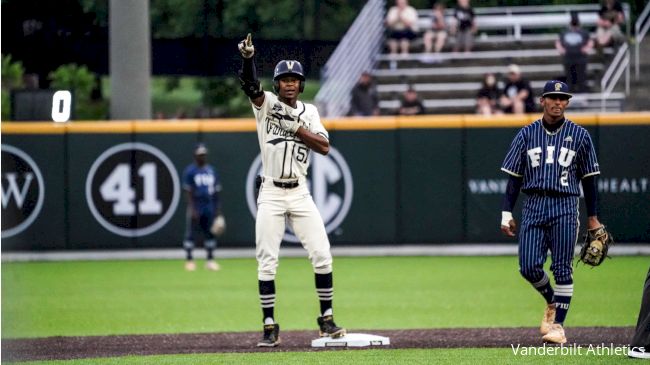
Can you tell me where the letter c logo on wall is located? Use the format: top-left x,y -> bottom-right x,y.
1,144 -> 45,239
85,142 -> 180,237
246,146 -> 353,242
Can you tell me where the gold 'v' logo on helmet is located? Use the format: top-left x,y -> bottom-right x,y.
286,61 -> 294,70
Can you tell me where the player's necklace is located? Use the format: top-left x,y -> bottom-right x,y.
542,117 -> 565,136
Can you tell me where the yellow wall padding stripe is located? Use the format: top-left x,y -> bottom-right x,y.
66,121 -> 134,133
2,112 -> 650,134
200,119 -> 257,132
1,122 -> 68,134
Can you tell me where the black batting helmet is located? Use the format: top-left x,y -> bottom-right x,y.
273,60 -> 305,93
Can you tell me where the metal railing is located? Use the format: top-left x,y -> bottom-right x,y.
417,3 -> 631,40
601,42 -> 630,112
314,0 -> 385,117
635,1 -> 650,79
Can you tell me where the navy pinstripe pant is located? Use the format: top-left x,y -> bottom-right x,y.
518,194 -> 579,285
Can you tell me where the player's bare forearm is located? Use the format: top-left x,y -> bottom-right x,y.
295,127 -> 329,155
213,196 -> 221,215
186,190 -> 198,219
587,216 -> 602,230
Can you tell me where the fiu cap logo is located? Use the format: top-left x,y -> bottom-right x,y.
555,82 -> 563,91
286,61 -> 295,70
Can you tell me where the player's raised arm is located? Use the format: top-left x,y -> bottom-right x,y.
238,33 -> 264,107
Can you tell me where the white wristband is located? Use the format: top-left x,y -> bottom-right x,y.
501,211 -> 513,227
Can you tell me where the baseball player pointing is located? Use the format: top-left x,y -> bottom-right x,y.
500,81 -> 605,344
238,34 -> 345,347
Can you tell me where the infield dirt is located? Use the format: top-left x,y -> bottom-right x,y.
1,327 -> 634,362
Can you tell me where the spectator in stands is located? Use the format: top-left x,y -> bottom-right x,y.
349,72 -> 380,117
398,86 -> 425,115
499,64 -> 535,114
476,72 -> 501,116
596,0 -> 625,47
451,0 -> 476,53
385,0 -> 419,56
422,2 -> 448,61
556,12 -> 593,93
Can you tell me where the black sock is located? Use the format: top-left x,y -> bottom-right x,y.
315,273 -> 333,316
185,249 -> 193,261
532,274 -> 555,304
259,280 -> 276,323
552,282 -> 574,324
206,248 -> 214,260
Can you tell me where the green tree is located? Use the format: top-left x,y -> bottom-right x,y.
1,54 -> 25,120
1,54 -> 25,90
49,64 -> 106,119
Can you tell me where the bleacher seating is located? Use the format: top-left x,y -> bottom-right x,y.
372,4 -> 629,115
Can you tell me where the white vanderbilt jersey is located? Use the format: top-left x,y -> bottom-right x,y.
252,91 -> 329,180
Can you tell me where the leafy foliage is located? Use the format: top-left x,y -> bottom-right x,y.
1,54 -> 25,90
196,77 -> 258,117
1,54 -> 25,120
48,64 -> 105,119
48,64 -> 96,102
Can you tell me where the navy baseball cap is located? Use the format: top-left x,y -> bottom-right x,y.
194,143 -> 208,155
542,80 -> 573,99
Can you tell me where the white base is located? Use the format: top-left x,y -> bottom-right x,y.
311,333 -> 390,348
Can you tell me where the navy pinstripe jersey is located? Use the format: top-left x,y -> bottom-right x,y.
183,163 -> 221,206
501,118 -> 600,196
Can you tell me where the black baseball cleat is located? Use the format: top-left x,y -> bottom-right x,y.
317,315 -> 346,338
257,323 -> 281,347
629,346 -> 650,359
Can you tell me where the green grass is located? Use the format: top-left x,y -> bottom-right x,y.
2,256 -> 645,339
5,348 -> 632,365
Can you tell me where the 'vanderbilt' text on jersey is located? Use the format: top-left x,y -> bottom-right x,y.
253,91 -> 329,180
501,119 -> 600,195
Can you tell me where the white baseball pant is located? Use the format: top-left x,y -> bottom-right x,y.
255,177 -> 333,281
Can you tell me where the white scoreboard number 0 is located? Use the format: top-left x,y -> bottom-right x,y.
51,90 -> 72,122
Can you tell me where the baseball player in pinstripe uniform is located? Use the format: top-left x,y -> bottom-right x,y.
237,34 -> 345,347
500,80 -> 604,344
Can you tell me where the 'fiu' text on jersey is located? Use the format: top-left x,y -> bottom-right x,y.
183,164 -> 221,206
501,118 -> 600,195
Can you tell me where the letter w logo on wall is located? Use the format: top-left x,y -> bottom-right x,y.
1,144 -> 45,239
1,173 -> 34,209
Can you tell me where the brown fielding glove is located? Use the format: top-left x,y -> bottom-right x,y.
210,214 -> 226,236
578,225 -> 613,266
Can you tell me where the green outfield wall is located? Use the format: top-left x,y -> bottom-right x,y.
2,113 -> 649,250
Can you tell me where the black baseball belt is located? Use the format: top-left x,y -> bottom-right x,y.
273,180 -> 300,189
261,176 -> 300,189
523,189 -> 572,197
